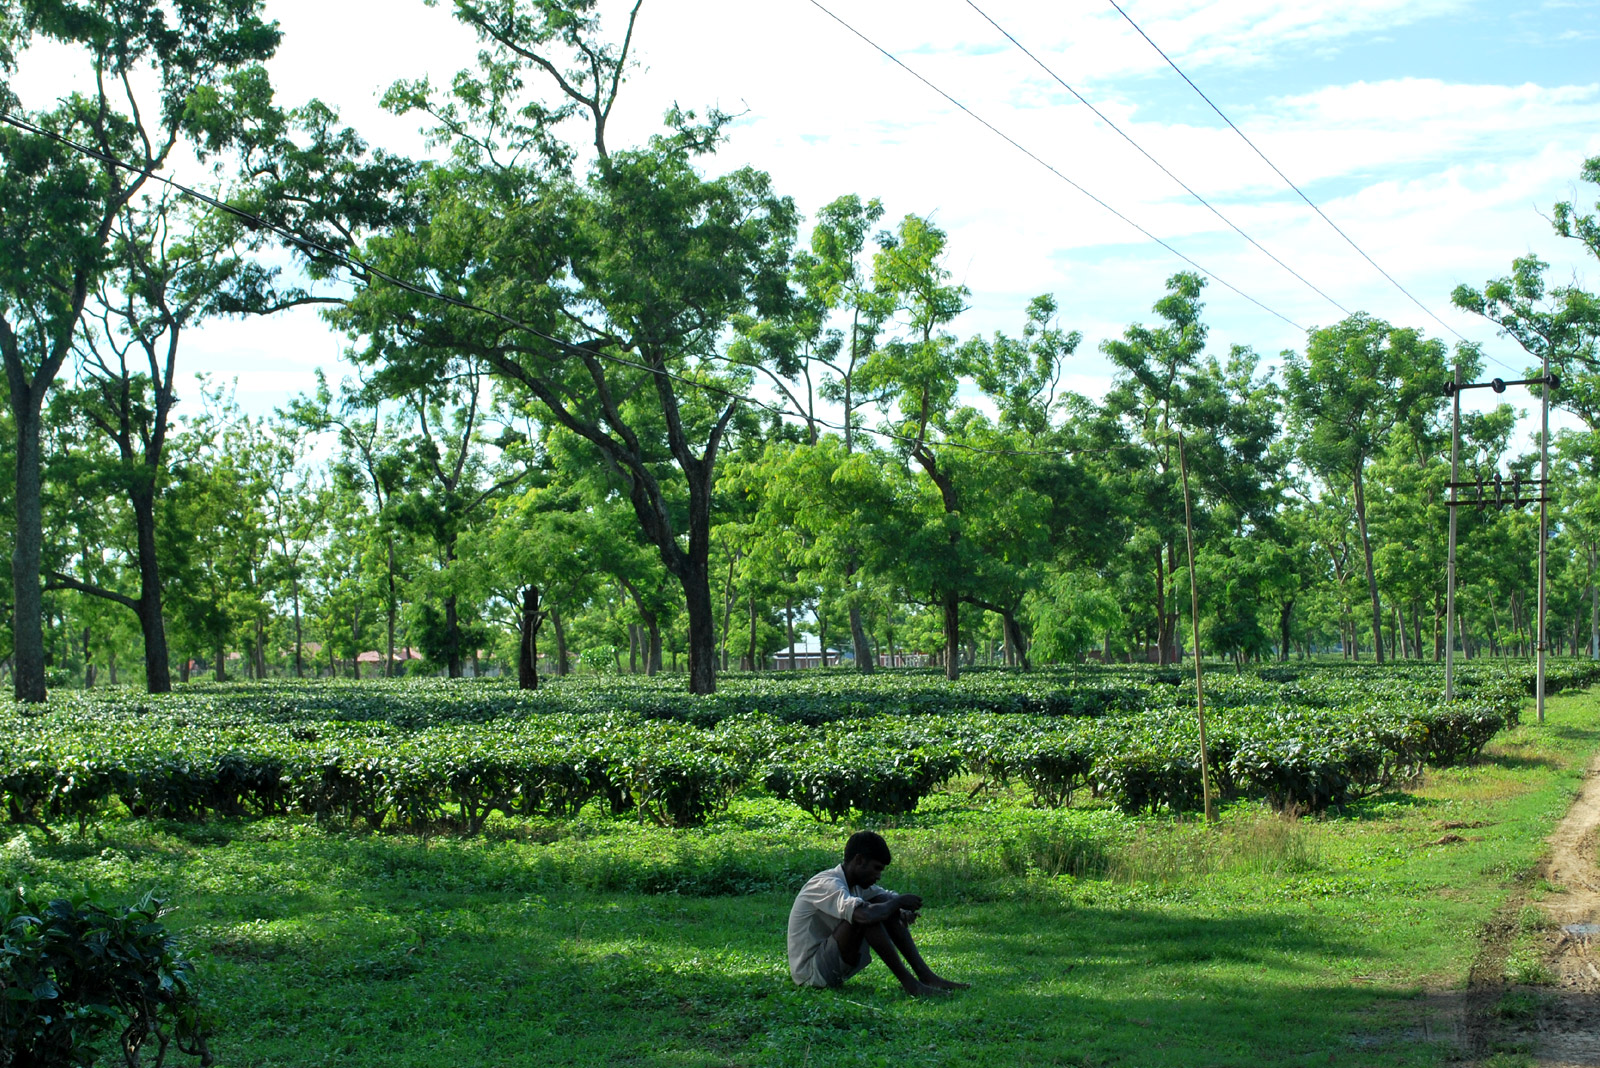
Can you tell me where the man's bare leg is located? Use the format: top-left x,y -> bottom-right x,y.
831,919 -> 947,997
883,915 -> 969,990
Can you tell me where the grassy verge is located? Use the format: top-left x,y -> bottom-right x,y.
2,687 -> 1596,1067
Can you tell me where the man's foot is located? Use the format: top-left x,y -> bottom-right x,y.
903,980 -> 955,998
926,976 -> 970,991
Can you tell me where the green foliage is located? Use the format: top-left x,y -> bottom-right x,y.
0,887 -> 210,1067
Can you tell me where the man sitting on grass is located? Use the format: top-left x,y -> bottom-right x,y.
786,830 -> 968,997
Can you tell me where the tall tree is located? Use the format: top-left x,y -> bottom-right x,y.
290,376 -> 412,675
385,363 -> 525,678
859,214 -> 969,678
45,187 -> 314,692
0,0 -> 279,700
1284,315 -> 1451,663
162,387 -> 274,679
328,0 -> 796,694
1094,273 -> 1211,664
956,295 -> 1101,668
789,193 -> 893,671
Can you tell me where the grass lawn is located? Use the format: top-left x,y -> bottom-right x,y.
3,686 -> 1596,1067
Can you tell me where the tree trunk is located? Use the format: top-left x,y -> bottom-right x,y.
1591,553 -> 1599,660
1352,465 -> 1386,664
1433,593 -> 1443,662
942,589 -> 960,682
290,575 -> 305,679
785,599 -> 796,670
553,608 -> 569,675
253,615 -> 267,678
848,600 -> 874,675
82,627 -> 94,689
1154,547 -> 1169,666
679,553 -> 718,694
1002,611 -> 1031,671
444,594 -> 463,678
518,586 -> 541,691
214,639 -> 226,682
746,595 -> 758,671
385,539 -> 398,678
1279,599 -> 1294,662
647,620 -> 662,676
130,491 -> 173,694
720,553 -> 737,672
628,623 -> 639,674
10,406 -> 46,702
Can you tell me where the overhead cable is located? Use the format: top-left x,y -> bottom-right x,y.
802,0 -> 1308,333
1102,0 -> 1483,352
963,0 -> 1351,319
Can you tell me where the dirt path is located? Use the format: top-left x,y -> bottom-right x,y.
1458,748 -> 1600,1065
1523,748 -> 1600,1067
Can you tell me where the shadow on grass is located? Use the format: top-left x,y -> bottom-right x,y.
184,880 -> 1427,1068
1474,752 -> 1562,772
0,821 -> 1447,1066
1542,724 -> 1600,744
1322,791 -> 1440,822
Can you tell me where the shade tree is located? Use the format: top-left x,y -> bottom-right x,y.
0,0 -> 281,700
325,0 -> 798,694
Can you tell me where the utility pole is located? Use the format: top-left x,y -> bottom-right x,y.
1538,348 -> 1551,724
1443,371 -> 1558,717
1446,365 -> 1461,701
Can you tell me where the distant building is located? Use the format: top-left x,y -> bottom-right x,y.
770,637 -> 840,669
876,652 -> 928,668
356,646 -> 426,671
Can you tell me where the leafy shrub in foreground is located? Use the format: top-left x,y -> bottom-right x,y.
0,889 -> 210,1068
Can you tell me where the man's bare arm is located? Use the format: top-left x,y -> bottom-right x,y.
854,892 -> 923,923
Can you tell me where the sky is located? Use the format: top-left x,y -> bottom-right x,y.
11,0 -> 1600,434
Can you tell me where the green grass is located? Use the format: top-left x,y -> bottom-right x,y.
3,686 -> 1597,1067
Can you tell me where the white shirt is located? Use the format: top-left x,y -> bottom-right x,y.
786,865 -> 890,984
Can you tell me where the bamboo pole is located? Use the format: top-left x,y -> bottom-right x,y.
1178,434 -> 1216,824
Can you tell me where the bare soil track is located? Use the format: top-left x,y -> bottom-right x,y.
1464,749 -> 1600,1066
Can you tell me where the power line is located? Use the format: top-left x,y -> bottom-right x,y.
962,0 -> 1352,319
0,109 -> 1095,464
801,0 -> 1309,333
1100,0 -> 1509,367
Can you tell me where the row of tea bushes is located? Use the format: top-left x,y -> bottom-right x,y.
19,657 -> 1571,730
0,662 -> 1529,828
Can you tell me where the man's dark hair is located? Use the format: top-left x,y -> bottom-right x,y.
844,830 -> 891,865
